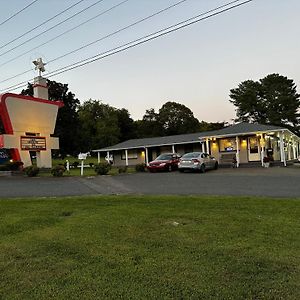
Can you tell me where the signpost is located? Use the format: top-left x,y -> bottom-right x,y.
78,152 -> 89,176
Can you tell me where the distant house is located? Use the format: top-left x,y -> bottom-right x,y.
93,123 -> 300,167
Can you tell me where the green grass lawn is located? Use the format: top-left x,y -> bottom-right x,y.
0,195 -> 299,299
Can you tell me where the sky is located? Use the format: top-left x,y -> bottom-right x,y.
0,0 -> 299,123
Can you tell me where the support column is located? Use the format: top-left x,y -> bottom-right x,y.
288,141 -> 292,161
172,145 -> 175,153
33,76 -> 49,100
292,140 -> 296,160
97,152 -> 100,163
200,141 -> 204,152
145,148 -> 149,165
235,136 -> 240,168
206,138 -> 210,154
260,134 -> 265,167
125,149 -> 129,166
280,132 -> 286,166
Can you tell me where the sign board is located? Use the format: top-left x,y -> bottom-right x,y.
0,149 -> 9,164
78,153 -> 88,160
20,136 -> 46,151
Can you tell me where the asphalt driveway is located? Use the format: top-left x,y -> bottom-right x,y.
0,167 -> 300,198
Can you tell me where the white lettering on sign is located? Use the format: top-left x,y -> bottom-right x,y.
21,136 -> 46,151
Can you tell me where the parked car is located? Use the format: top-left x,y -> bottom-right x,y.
178,152 -> 218,173
147,153 -> 181,172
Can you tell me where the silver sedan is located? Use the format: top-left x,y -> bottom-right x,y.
178,152 -> 218,173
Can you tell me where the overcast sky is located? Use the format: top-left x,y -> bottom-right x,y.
0,0 -> 299,122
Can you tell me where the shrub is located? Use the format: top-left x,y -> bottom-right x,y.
135,163 -> 146,172
118,166 -> 128,174
89,162 -> 94,167
94,162 -> 111,175
51,165 -> 66,177
24,166 -> 39,177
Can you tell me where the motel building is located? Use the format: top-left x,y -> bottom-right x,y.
93,123 -> 300,168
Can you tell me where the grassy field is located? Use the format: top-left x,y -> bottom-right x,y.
0,195 -> 299,299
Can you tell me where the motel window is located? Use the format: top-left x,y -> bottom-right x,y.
121,150 -> 138,160
219,138 -> 237,152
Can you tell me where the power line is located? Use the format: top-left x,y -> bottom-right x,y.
0,69 -> 32,86
48,0 -> 189,65
0,0 -> 254,93
47,0 -> 254,78
0,0 -> 106,58
0,0 -> 86,50
0,0 -> 187,78
0,0 -> 39,27
0,0 -> 252,92
0,0 -> 131,69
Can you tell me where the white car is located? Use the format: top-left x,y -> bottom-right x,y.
178,152 -> 218,173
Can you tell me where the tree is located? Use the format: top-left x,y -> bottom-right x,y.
77,100 -> 121,151
21,80 -> 81,155
157,101 -> 200,135
115,108 -> 136,142
229,74 -> 300,132
135,103 -> 225,138
135,108 -> 162,138
198,121 -> 227,132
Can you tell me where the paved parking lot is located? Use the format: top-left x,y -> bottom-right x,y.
1,167 -> 300,198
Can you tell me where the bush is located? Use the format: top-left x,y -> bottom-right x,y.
51,165 -> 66,177
118,166 -> 128,174
24,166 -> 39,177
89,162 -> 94,167
94,162 -> 111,175
135,163 -> 146,172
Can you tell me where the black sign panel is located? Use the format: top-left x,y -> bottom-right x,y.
21,136 -> 46,151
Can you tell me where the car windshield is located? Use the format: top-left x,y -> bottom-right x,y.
182,152 -> 201,159
155,154 -> 174,160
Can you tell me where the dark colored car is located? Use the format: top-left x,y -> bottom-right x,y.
147,153 -> 181,172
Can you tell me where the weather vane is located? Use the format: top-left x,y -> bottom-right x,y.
32,57 -> 46,76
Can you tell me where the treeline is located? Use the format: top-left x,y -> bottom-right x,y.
18,80 -> 225,155
1,73 -> 299,156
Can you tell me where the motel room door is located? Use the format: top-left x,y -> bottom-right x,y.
248,136 -> 261,161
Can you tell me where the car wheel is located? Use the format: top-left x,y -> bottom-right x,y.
214,162 -> 218,170
179,169 -> 184,173
200,164 -> 205,173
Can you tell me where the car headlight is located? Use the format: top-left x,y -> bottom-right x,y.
159,163 -> 166,166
